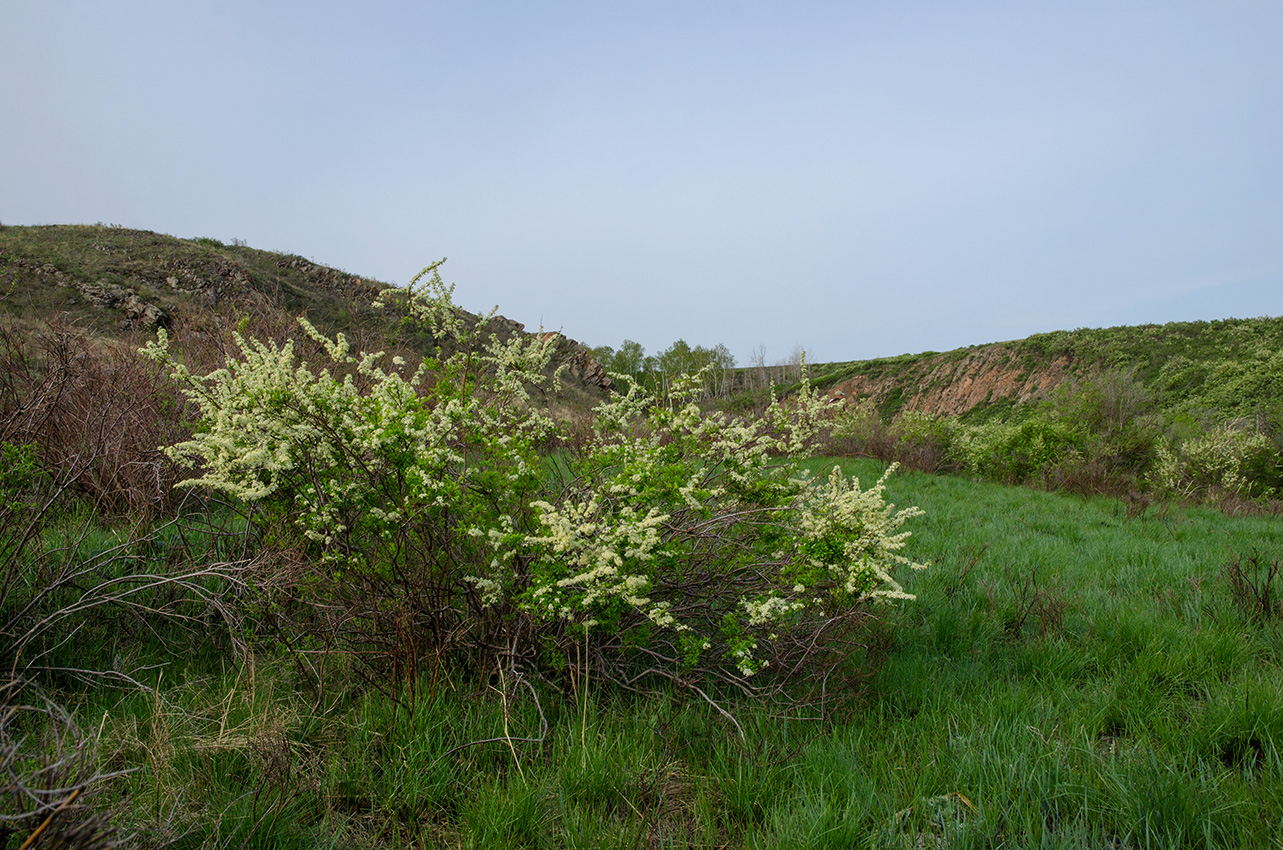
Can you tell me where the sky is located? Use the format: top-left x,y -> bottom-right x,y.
4,1 -> 1281,365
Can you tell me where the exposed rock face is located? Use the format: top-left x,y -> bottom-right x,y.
489,315 -> 526,336
74,280 -> 171,329
825,346 -> 1073,416
565,345 -> 613,392
534,331 -> 613,393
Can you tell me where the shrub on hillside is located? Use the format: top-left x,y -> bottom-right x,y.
954,417 -> 1079,486
826,398 -> 896,460
145,262 -> 928,706
890,411 -> 964,473
1153,423 -> 1283,500
1048,370 -> 1161,488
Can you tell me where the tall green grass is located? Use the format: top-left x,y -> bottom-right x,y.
65,461 -> 1283,847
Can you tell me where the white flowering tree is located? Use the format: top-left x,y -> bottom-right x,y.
145,262 -> 927,707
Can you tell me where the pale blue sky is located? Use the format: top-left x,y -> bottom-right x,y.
4,1 -> 1281,364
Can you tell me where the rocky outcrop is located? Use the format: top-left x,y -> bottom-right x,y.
534,331 -> 614,393
273,257 -> 383,302
76,280 -> 171,329
825,345 -> 1074,417
565,345 -> 613,392
19,259 -> 170,329
3,226 -> 614,399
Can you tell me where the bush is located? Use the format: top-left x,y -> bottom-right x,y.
1222,550 -> 1283,625
954,417 -> 1079,486
0,322 -> 192,517
1049,369 -> 1160,485
145,262 -> 928,707
826,398 -> 895,460
1153,423 -> 1282,500
891,411 -> 962,473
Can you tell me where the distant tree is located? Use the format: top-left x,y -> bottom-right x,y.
750,344 -> 768,390
613,340 -> 646,376
646,340 -> 681,398
708,343 -> 736,371
602,339 -> 739,400
656,339 -> 697,380
694,343 -> 736,397
789,345 -> 809,380
590,345 -> 616,371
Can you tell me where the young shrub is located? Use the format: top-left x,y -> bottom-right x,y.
1221,550 -> 1283,626
953,418 -> 1077,486
826,397 -> 895,460
1048,369 -> 1161,491
496,374 -> 926,700
891,411 -> 962,473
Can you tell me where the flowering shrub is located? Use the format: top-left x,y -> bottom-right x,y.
145,263 -> 927,702
495,374 -> 926,688
1152,424 -> 1282,499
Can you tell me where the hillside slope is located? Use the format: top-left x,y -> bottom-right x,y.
5,224 -> 1279,425
804,317 -> 1283,422
0,224 -> 612,397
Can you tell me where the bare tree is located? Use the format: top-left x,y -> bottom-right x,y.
750,344 -> 768,391
788,344 -> 809,381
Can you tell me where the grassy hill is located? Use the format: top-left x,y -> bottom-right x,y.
6,223 -> 1280,426
0,223 -> 613,398
795,316 -> 1283,424
0,224 -> 386,335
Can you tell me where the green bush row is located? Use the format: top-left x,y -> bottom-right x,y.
826,370 -> 1283,502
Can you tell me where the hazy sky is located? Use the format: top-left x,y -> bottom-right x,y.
4,1 -> 1281,364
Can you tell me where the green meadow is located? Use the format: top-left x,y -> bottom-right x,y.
53,459 -> 1283,848
3,227 -> 1282,847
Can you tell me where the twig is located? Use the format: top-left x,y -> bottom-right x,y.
17,787 -> 80,850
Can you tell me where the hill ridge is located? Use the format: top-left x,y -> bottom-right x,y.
5,224 -> 1281,421
0,223 -> 614,396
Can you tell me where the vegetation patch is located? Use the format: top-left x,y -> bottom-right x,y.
2,227 -> 1283,847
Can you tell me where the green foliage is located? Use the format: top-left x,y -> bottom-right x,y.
1153,422 -> 1283,500
825,362 -> 1283,505
1048,369 -> 1160,478
0,442 -> 44,625
594,337 -> 739,400
60,459 -> 1283,847
0,442 -> 39,520
612,339 -> 646,376
951,417 -> 1079,485
812,318 -> 1283,493
146,265 -> 925,699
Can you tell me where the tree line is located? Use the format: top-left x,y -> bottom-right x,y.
590,339 -> 811,401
